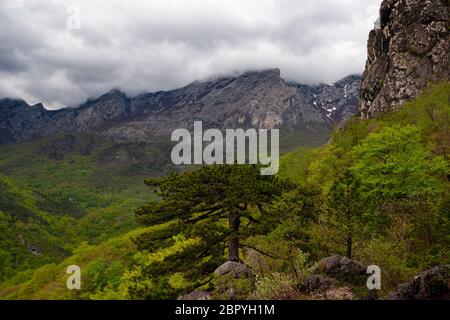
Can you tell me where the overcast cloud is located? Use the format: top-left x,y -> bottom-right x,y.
0,0 -> 383,109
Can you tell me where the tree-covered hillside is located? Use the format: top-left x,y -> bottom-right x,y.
1,82 -> 448,300
0,173 -> 77,280
0,134 -> 177,280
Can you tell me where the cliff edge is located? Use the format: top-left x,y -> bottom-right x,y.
360,0 -> 449,118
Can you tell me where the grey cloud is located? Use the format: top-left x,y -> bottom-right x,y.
0,0 -> 383,109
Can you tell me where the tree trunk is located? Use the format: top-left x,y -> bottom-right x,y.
228,210 -> 241,262
346,236 -> 352,259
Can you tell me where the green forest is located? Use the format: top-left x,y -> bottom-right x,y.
0,82 -> 449,300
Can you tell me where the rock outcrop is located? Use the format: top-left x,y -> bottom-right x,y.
360,0 -> 449,118
388,265 -> 450,300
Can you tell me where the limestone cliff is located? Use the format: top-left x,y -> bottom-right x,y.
360,0 -> 449,118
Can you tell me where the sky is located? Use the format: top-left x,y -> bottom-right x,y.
0,0 -> 383,109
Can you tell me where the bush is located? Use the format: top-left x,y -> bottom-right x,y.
252,272 -> 298,300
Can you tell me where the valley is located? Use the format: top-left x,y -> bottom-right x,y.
0,70 -> 362,284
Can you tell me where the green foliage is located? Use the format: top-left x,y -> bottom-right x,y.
279,123 -> 332,153
0,226 -> 157,299
309,169 -> 365,259
244,186 -> 319,281
352,125 -> 446,202
83,259 -> 124,293
278,147 -> 321,184
0,174 -> 77,279
0,134 -> 170,280
274,82 -> 450,294
252,272 -> 298,300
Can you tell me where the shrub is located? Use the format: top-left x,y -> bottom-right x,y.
252,272 -> 298,300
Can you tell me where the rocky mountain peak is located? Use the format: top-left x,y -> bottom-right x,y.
360,0 -> 449,118
83,89 -> 128,106
0,98 -> 29,112
241,68 -> 282,81
0,70 -> 361,146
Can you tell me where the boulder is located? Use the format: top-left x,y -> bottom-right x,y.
314,255 -> 366,278
301,274 -> 336,292
388,265 -> 450,300
213,261 -> 255,299
214,261 -> 254,279
178,291 -> 212,301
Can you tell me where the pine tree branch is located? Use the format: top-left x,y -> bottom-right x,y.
240,244 -> 282,259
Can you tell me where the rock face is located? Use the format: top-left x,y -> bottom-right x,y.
314,255 -> 366,279
360,0 -> 449,118
0,70 -> 361,145
388,265 -> 450,300
294,74 -> 361,124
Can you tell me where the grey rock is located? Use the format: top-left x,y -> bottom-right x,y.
212,261 -> 256,300
178,291 -> 212,300
360,0 -> 449,118
314,255 -> 366,278
293,74 -> 361,123
214,261 -> 254,279
27,245 -> 41,255
388,265 -> 450,300
301,274 -> 337,292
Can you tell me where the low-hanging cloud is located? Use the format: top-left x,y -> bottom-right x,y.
0,0 -> 383,109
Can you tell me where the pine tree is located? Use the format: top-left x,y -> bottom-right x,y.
326,169 -> 363,259
132,164 -> 289,297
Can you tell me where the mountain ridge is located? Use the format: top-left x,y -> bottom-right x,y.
0,69 -> 361,145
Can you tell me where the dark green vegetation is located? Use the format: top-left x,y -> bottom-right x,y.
0,83 -> 449,299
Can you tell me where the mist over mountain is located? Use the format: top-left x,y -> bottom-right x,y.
0,69 -> 360,146
0,0 -> 381,108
